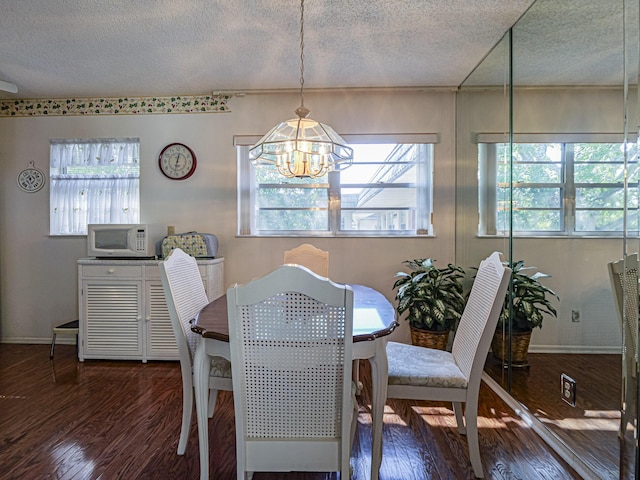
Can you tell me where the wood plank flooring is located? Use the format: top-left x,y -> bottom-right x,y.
0,344 -> 580,480
485,353 -> 629,480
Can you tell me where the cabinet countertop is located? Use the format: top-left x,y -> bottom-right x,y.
77,257 -> 224,266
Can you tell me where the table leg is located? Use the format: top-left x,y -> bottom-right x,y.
368,339 -> 388,480
194,338 -> 211,480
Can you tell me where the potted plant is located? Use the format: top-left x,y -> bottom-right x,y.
393,258 -> 466,350
491,260 -> 559,365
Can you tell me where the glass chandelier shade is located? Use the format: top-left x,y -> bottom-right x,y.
249,106 -> 353,178
249,0 -> 353,179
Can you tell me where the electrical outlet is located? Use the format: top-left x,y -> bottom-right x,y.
571,310 -> 580,322
561,374 -> 576,406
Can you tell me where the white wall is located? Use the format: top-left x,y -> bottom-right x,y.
2,86 -> 629,352
456,87 -> 630,353
0,89 -> 456,344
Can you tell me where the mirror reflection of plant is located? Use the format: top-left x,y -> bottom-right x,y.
393,258 -> 466,332
500,260 -> 559,332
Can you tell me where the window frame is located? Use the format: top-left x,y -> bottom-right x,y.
235,133 -> 438,237
477,133 -> 638,237
49,138 -> 140,236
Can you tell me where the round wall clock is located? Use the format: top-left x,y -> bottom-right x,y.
159,143 -> 197,180
17,163 -> 46,192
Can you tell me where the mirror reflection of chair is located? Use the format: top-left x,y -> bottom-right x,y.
385,251 -> 510,478
227,264 -> 356,480
159,248 -> 232,455
283,243 -> 329,277
607,253 -> 638,437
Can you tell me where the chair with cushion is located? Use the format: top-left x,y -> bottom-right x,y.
608,253 -> 638,437
227,264 -> 356,480
159,248 -> 232,455
385,251 -> 510,478
283,243 -> 329,277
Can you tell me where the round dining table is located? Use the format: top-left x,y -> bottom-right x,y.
191,283 -> 398,480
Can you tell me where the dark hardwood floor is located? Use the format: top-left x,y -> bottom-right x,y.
485,353 -> 630,480
0,344 -> 580,480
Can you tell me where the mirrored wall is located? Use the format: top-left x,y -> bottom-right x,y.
456,0 -> 639,478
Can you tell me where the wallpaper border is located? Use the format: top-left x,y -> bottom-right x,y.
0,94 -> 231,117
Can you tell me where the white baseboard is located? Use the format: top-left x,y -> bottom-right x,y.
528,345 -> 621,354
1,336 -> 75,345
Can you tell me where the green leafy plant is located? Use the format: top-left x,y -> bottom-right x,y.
393,258 -> 466,332
500,260 -> 559,332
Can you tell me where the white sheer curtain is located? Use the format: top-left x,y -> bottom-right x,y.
50,138 -> 140,235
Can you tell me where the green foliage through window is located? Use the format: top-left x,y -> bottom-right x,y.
491,142 -> 638,235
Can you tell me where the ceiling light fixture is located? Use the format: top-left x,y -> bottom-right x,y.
249,0 -> 353,178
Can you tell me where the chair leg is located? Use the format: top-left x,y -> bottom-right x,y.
207,389 -> 218,418
353,359 -> 363,394
620,375 -> 637,438
177,382 -> 193,455
465,400 -> 484,478
453,401 -> 466,434
49,333 -> 57,359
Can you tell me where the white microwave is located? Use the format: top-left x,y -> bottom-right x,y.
87,224 -> 165,258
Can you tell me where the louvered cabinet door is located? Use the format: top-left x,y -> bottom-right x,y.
145,281 -> 179,361
81,279 -> 143,360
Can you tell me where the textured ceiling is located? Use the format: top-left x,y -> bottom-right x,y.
1,0 -> 630,100
0,0 -> 535,99
464,0 -> 637,87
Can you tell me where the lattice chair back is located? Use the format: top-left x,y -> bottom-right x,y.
160,247 -> 225,455
608,253 -> 639,436
451,252 -> 512,395
160,248 -> 210,362
609,253 -> 639,360
283,243 -> 329,277
227,264 -> 354,479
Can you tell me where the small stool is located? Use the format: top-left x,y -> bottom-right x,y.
50,320 -> 79,359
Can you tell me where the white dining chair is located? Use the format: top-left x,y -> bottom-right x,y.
159,248 -> 232,455
608,253 -> 638,437
385,251 -> 510,478
282,243 -> 365,392
283,243 -> 329,277
227,264 -> 356,480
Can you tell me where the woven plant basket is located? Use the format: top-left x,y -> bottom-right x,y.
410,326 -> 450,351
491,330 -> 532,366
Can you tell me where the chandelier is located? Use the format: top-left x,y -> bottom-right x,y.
249,0 -> 353,178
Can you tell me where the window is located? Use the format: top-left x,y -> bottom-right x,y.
236,135 -> 436,236
479,139 -> 638,236
50,138 -> 140,235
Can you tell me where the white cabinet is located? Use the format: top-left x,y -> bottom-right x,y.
78,257 -> 224,362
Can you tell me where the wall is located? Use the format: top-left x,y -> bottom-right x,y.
456,86 -> 629,353
0,89 -> 456,344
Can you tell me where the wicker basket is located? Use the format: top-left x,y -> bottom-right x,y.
491,330 -> 532,366
410,327 -> 450,351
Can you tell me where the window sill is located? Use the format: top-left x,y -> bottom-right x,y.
236,233 -> 436,239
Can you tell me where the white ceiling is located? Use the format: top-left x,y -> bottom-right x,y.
0,0 -> 536,99
1,0 -> 631,100
467,0 -> 636,87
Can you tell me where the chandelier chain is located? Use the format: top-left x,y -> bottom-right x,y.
299,0 -> 305,110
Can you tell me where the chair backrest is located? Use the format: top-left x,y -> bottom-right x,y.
608,253 -> 638,361
451,252 -> 511,385
227,264 -> 353,470
159,248 -> 210,366
283,243 -> 329,277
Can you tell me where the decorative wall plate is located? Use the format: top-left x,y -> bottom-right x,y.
17,163 -> 46,192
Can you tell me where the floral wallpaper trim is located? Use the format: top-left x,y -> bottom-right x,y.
0,94 -> 231,117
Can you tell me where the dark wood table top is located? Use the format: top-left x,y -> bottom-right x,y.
191,284 -> 398,343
